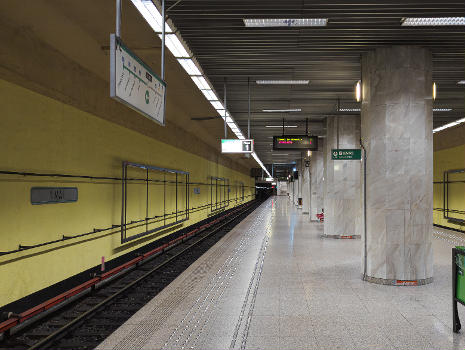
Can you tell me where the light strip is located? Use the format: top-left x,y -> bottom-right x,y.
131,0 -> 269,173
159,33 -> 190,58
190,76 -> 211,90
339,108 -> 360,112
177,59 -> 201,75
256,80 -> 309,85
201,89 -> 218,101
433,118 -> 465,133
244,18 -> 327,27
266,125 -> 298,128
263,109 -> 301,112
458,80 -> 465,85
433,108 -> 452,112
130,0 -> 173,33
402,17 -> 465,26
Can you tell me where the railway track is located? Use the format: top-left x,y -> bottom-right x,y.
0,201 -> 260,350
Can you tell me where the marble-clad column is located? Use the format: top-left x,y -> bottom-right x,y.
310,142 -> 325,221
361,46 -> 433,284
324,116 -> 362,238
302,161 -> 311,214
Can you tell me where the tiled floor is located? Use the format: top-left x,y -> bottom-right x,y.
96,197 -> 465,350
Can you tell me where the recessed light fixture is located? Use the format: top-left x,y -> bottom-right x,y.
458,80 -> 465,85
266,125 -> 298,128
190,76 -> 210,90
433,118 -> 465,133
256,80 -> 309,85
401,17 -> 465,26
433,108 -> 452,112
244,18 -> 327,27
263,109 -> 302,113
339,108 -> 361,112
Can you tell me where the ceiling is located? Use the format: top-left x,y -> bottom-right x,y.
165,0 -> 465,165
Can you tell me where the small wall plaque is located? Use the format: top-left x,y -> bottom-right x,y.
193,187 -> 200,194
31,187 -> 78,205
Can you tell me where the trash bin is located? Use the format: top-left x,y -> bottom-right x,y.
456,246 -> 465,303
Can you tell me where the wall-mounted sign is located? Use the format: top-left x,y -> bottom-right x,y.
221,139 -> 254,153
331,149 -> 362,160
193,187 -> 201,194
31,187 -> 78,205
110,34 -> 166,126
273,135 -> 318,150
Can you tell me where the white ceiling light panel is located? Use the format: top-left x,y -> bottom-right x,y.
130,0 -> 173,33
201,89 -> 218,101
190,76 -> 211,90
401,17 -> 465,26
262,108 -> 302,112
160,34 -> 190,58
256,80 -> 309,85
177,58 -> 202,75
244,18 -> 327,27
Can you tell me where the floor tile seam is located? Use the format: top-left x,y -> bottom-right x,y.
238,232 -> 271,350
229,222 -> 273,350
109,210 -> 270,350
160,211 -> 273,348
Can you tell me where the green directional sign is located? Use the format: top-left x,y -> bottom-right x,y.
332,149 -> 362,160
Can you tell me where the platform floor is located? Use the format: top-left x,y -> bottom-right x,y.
96,197 -> 465,350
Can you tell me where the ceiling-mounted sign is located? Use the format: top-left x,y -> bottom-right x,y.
221,139 -> 254,153
273,135 -> 318,151
110,34 -> 166,126
331,149 -> 362,160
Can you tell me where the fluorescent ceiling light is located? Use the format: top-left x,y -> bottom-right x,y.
433,108 -> 452,112
263,109 -> 301,112
458,80 -> 465,85
177,59 -> 201,75
402,17 -> 465,26
339,108 -> 360,112
256,80 -> 309,85
160,34 -> 190,58
191,76 -> 211,90
244,18 -> 327,27
210,101 -> 224,110
201,89 -> 218,101
433,118 -> 465,133
130,0 -> 173,33
266,125 -> 298,128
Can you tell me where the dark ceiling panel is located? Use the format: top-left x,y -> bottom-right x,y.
166,0 -> 465,164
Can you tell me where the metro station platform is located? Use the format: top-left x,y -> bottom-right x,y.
97,196 -> 465,350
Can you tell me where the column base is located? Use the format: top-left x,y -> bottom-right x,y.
361,274 -> 433,286
321,234 -> 361,239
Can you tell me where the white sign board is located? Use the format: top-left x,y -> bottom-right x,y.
110,34 -> 166,125
221,139 -> 254,154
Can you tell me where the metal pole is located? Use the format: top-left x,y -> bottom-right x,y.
116,0 -> 122,37
360,138 -> 367,279
161,0 -> 166,80
224,78 -> 227,139
248,77 -> 251,139
282,117 -> 285,136
305,117 -> 308,135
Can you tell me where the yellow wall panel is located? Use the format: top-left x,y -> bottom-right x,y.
0,79 -> 254,307
433,144 -> 465,231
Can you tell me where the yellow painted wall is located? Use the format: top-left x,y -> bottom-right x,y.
433,144 -> 465,231
0,79 -> 254,307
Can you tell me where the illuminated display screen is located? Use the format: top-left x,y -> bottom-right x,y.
221,139 -> 254,153
273,135 -> 318,150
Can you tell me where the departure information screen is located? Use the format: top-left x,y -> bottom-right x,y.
273,135 -> 318,150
